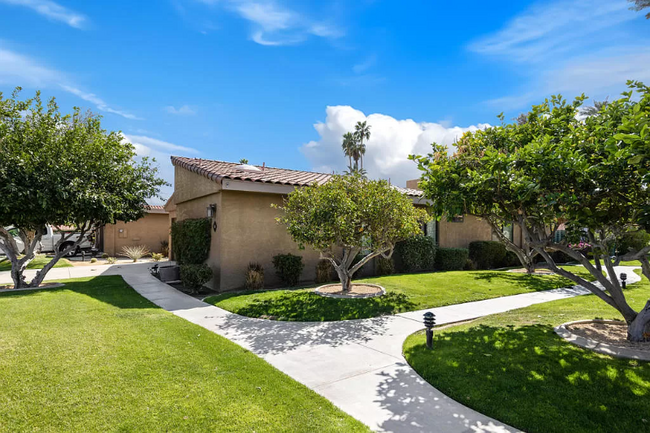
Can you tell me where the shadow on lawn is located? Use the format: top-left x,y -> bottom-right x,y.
400,324 -> 650,433
0,275 -> 157,309
233,291 -> 416,322
471,271 -> 580,292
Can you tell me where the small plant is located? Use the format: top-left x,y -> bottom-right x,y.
376,256 -> 395,276
101,253 -> 109,259
160,240 -> 169,257
272,253 -> 304,287
180,264 -> 212,294
121,245 -> 150,262
315,259 -> 333,284
151,253 -> 164,262
106,257 -> 117,264
90,258 -> 97,263
245,262 -> 264,290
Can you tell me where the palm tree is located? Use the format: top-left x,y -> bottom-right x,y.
629,0 -> 650,19
341,132 -> 356,171
354,121 -> 371,170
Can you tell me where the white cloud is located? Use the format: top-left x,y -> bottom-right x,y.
470,0 -> 649,110
0,0 -> 87,29
194,0 -> 343,46
164,105 -> 197,115
60,85 -> 142,120
0,46 -> 141,120
121,134 -> 200,204
301,106 -> 489,188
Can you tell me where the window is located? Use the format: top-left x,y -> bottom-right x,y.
425,220 -> 438,245
503,224 -> 514,242
450,215 -> 464,223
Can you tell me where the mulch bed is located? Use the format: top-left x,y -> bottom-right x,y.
0,282 -> 65,291
568,321 -> 650,351
315,283 -> 384,298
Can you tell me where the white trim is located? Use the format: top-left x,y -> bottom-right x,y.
222,179 -> 296,195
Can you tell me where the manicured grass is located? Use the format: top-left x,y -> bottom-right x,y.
205,266 -> 595,322
0,276 -> 368,432
0,254 -> 72,272
403,272 -> 650,433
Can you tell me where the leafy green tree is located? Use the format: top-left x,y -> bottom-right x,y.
412,81 -> 650,341
239,158 -> 249,164
629,0 -> 650,18
0,89 -> 167,289
277,174 -> 428,292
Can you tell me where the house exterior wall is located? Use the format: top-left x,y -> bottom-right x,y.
218,190 -> 320,290
102,213 -> 170,256
438,215 -> 494,249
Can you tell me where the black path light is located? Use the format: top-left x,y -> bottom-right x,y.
620,272 -> 627,289
423,312 -> 436,349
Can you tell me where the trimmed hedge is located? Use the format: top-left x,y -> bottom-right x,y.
180,263 -> 213,294
375,256 -> 395,276
171,218 -> 211,265
272,253 -> 304,287
435,248 -> 469,271
503,250 -> 521,267
396,235 -> 436,273
469,241 -> 507,270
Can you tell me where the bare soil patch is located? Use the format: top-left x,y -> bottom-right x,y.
0,282 -> 65,291
507,267 -> 554,275
315,283 -> 385,298
568,321 -> 650,351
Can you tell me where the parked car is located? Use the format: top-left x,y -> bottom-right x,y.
1,225 -> 93,257
39,225 -> 94,256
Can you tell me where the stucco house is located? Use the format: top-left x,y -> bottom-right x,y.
168,156 -> 516,292
98,205 -> 170,257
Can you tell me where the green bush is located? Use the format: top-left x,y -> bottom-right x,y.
396,235 -> 436,273
272,253 -> 304,287
245,262 -> 264,290
435,248 -> 469,271
180,263 -> 213,294
469,241 -> 507,270
171,218 -> 211,265
376,256 -> 395,276
315,260 -> 334,284
617,230 -> 650,256
151,253 -> 164,262
502,250 -> 521,267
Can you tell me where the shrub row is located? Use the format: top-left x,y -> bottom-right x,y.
395,235 -> 436,272
469,241 -> 506,270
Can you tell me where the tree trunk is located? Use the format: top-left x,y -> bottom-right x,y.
333,265 -> 352,292
628,300 -> 650,342
10,259 -> 28,289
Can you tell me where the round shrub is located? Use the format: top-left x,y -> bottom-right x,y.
245,262 -> 264,290
502,250 -> 521,267
376,256 -> 395,276
395,235 -> 436,273
272,253 -> 304,286
180,263 -> 213,294
469,241 -> 507,270
435,248 -> 469,271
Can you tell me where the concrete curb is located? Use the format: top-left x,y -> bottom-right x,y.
555,319 -> 650,361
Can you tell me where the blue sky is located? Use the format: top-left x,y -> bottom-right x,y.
0,0 -> 648,201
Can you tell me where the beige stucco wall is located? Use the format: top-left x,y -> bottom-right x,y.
438,215 -> 493,249
103,213 -> 170,256
218,190 -> 321,290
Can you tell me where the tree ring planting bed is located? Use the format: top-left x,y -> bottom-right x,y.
0,282 -> 66,292
555,320 -> 650,361
314,283 -> 385,299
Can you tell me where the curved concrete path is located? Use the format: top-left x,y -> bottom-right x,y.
0,264 -> 641,432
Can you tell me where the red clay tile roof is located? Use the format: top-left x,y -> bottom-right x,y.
170,156 -> 423,197
144,204 -> 168,214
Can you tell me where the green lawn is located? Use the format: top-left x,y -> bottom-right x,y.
0,276 -> 368,432
0,254 -> 72,272
205,266 -> 595,322
403,272 -> 650,433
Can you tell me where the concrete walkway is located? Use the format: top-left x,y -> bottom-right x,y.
0,264 -> 641,432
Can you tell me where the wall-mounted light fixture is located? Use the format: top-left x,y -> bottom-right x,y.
207,204 -> 217,219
